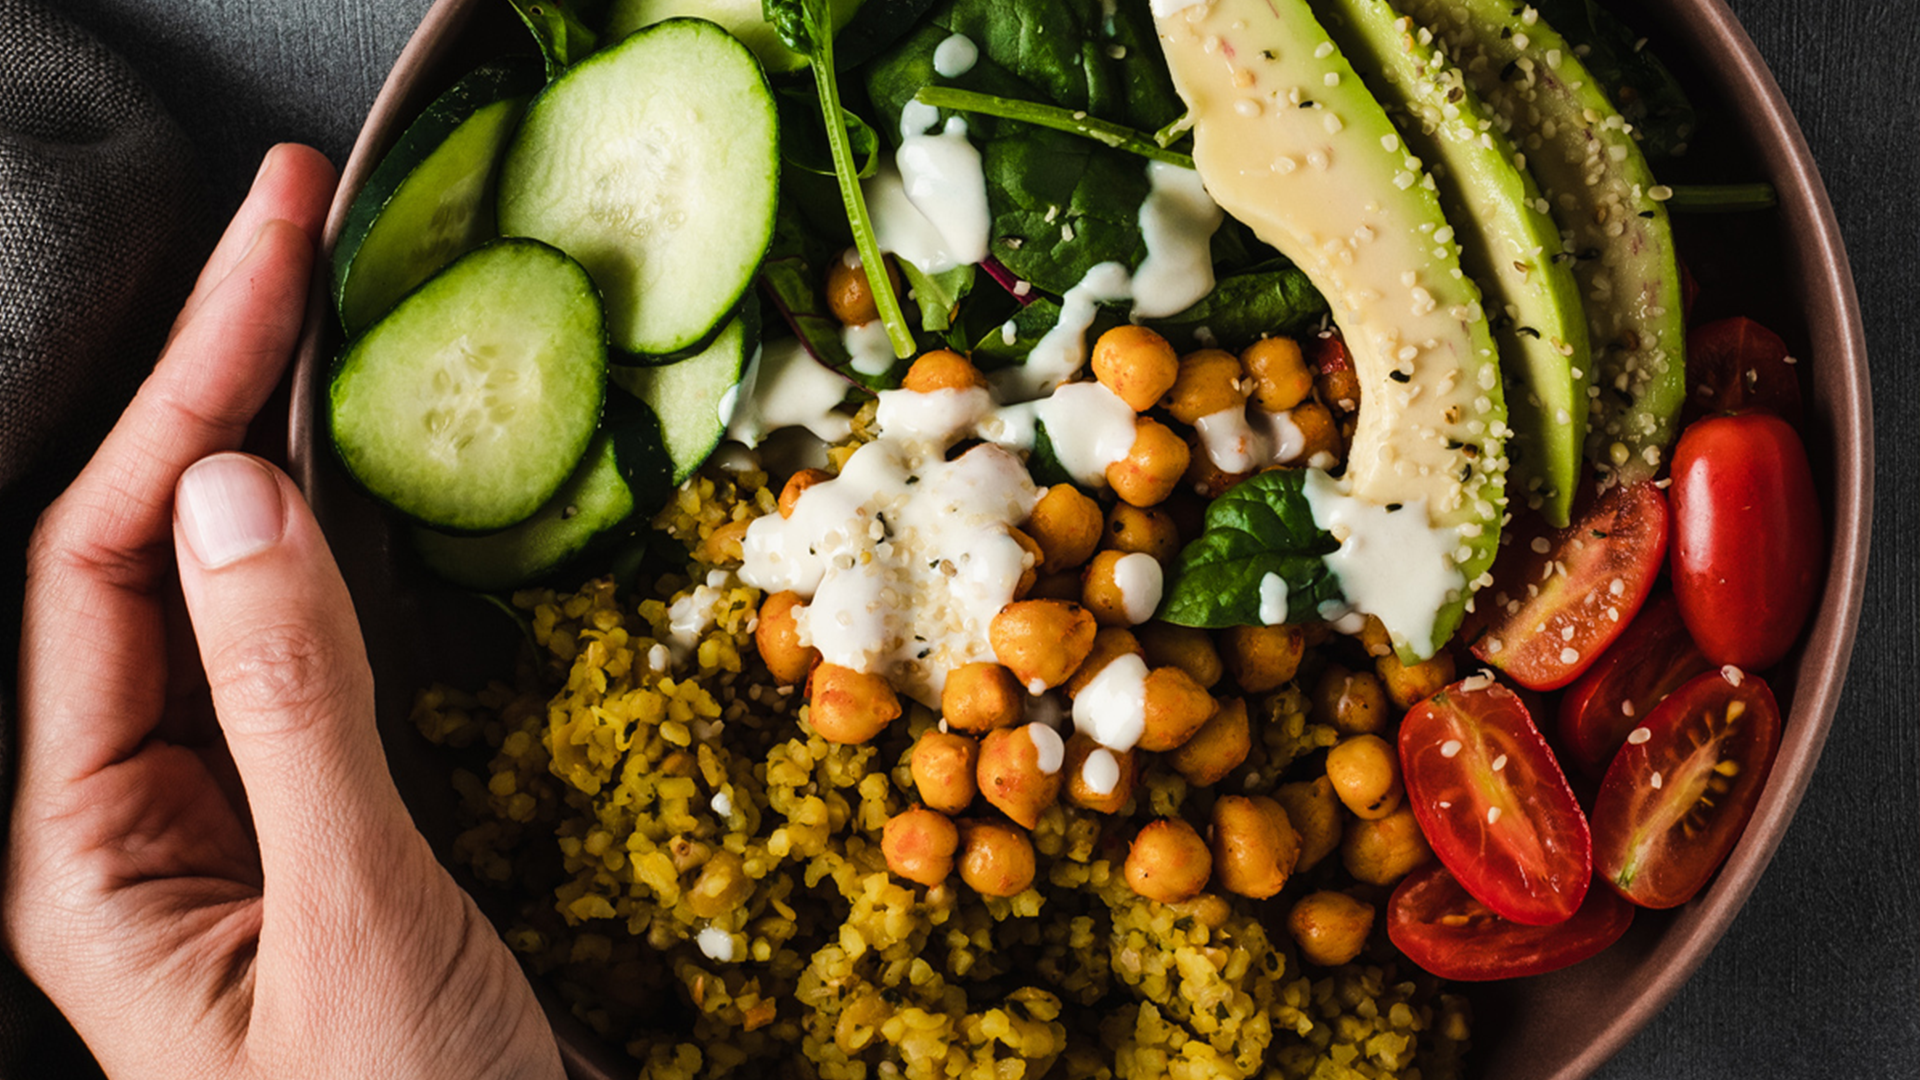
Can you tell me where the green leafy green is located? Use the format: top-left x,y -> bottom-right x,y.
507,0 -> 599,78
966,294 -> 1125,369
1532,0 -> 1696,161
897,259 -> 974,332
758,197 -> 857,372
1160,471 -> 1345,629
912,86 -> 1193,168
1027,421 -> 1079,491
1145,268 -> 1328,353
777,85 -> 881,179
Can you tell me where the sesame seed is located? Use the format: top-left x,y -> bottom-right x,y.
1559,647 -> 1579,664
1627,726 -> 1652,745
1721,665 -> 1745,686
1492,754 -> 1508,772
1649,771 -> 1663,790
1487,805 -> 1503,824
1440,739 -> 1463,758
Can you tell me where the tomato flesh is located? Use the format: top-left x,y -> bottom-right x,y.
1682,317 -> 1803,429
1387,863 -> 1633,982
1468,481 -> 1669,690
1591,668 -> 1782,909
1556,591 -> 1715,777
1400,677 -> 1591,925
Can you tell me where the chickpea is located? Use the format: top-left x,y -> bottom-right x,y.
755,590 -> 819,686
1064,732 -> 1136,814
1313,347 -> 1362,414
807,663 -> 900,744
911,729 -> 979,815
1137,623 -> 1222,689
1062,627 -> 1143,700
903,348 -> 987,393
958,820 -> 1036,896
1028,571 -> 1082,601
1287,891 -> 1376,967
1326,734 -> 1404,820
1241,336 -> 1314,412
1104,502 -> 1181,564
779,468 -> 834,518
700,517 -> 751,565
1079,550 -> 1161,628
941,662 -> 1024,734
1273,776 -> 1342,872
686,850 -> 753,919
1026,485 -> 1103,573
1221,623 -> 1306,692
1105,418 -> 1189,509
1092,325 -> 1181,411
990,600 -> 1097,692
882,806 -> 959,887
977,725 -> 1064,829
1165,696 -> 1250,786
1136,666 -> 1216,753
1356,615 -> 1394,659
1313,665 -> 1390,736
1209,795 -> 1300,899
1377,648 -> 1455,710
1164,349 -> 1248,425
1009,527 -> 1044,598
1282,401 -> 1344,465
1341,803 -> 1432,885
1125,818 -> 1213,903
826,249 -> 898,327
1181,430 -> 1253,500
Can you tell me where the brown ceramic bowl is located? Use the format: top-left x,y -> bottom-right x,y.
288,2 -> 1872,1077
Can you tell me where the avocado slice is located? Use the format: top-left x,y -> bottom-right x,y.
1154,0 -> 1507,660
1317,0 -> 1590,527
1399,0 -> 1685,484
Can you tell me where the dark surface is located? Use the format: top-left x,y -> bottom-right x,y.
27,0 -> 1920,1077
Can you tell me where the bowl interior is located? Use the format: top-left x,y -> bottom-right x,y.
287,2 -> 1872,1077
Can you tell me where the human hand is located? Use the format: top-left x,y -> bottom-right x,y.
6,144 -> 564,1080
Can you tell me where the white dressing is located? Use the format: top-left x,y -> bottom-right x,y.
1072,653 -> 1149,752
866,119 -> 990,275
1081,748 -> 1121,796
1302,468 -> 1462,659
1029,723 -> 1065,775
1113,552 -> 1164,625
1258,572 -> 1289,625
1030,381 -> 1136,487
842,319 -> 897,378
725,337 -> 854,446
932,33 -> 979,77
695,926 -> 736,963
994,261 -> 1133,400
1130,162 -> 1222,318
1194,406 -> 1262,473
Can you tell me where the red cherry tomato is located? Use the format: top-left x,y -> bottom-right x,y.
1669,411 -> 1822,670
1682,317 -> 1804,428
1556,591 -> 1715,777
1387,863 -> 1634,981
1591,668 -> 1782,908
1467,481 -> 1669,690
1400,677 -> 1591,925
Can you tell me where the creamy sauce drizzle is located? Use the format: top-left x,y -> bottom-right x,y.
1072,653 -> 1149,752
725,338 -> 854,447
1302,468 -> 1462,657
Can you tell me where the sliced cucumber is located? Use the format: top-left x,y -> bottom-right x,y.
609,307 -> 755,483
329,239 -> 607,532
498,19 -> 779,356
604,0 -> 860,73
333,61 -> 541,334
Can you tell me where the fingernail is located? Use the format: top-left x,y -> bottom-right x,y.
177,454 -> 286,569
254,146 -> 279,186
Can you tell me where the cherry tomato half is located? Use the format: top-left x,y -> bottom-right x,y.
1682,317 -> 1804,429
1468,481 -> 1669,690
1591,668 -> 1782,908
1669,411 -> 1822,670
1400,677 -> 1591,925
1387,863 -> 1634,982
1556,591 -> 1715,777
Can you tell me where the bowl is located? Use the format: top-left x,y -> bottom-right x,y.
287,2 -> 1872,1076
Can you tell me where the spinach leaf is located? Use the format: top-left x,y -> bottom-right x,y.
509,0 -> 599,77
1027,420 -> 1079,490
777,85 -> 881,179
758,197 -> 856,372
1145,267 -> 1328,353
898,259 -> 974,332
966,294 -> 1124,369
1160,470 -> 1345,629
1532,0 -> 1696,161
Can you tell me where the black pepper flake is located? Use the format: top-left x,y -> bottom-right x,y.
1261,48 -> 1277,60
906,475 -> 920,485
1386,502 -> 1403,512
1459,462 -> 1474,481
1610,386 -> 1635,405
1516,325 -> 1541,339
1639,210 -> 1656,219
1388,369 -> 1411,383
1300,99 -> 1318,108
917,648 -> 931,659
1448,86 -> 1464,103
1501,60 -> 1521,80
1500,26 -> 1513,38
1446,438 -> 1466,450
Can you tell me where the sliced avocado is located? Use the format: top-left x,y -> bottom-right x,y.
1399,0 -> 1685,484
1154,0 -> 1506,659
1317,0 -> 1589,527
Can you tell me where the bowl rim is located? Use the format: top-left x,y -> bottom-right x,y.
286,0 -> 1874,1076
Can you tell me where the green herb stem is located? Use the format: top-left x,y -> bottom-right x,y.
913,86 -> 1196,169
1664,183 -> 1778,213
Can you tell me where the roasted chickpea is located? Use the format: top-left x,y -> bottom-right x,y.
1182,430 -> 1253,500
1167,892 -> 1233,932
1273,776 -> 1342,872
958,820 -> 1037,897
903,348 -> 987,393
990,600 -> 1097,692
1093,325 -> 1181,411
1287,891 -> 1376,967
1341,803 -> 1432,886
1164,348 -> 1248,425
1125,818 -> 1213,903
1104,502 -> 1181,564
1221,623 -> 1306,692
911,729 -> 979,814
1137,623 -> 1223,688
1136,666 -> 1216,753
826,249 -> 898,326
1064,732 -> 1136,814
1026,484 -> 1103,573
1283,401 -> 1344,465
755,590 -> 818,686
1107,418 -> 1190,508
1241,336 -> 1314,412
1009,527 -> 1044,598
700,517 -> 751,565
1356,615 -> 1394,659
882,806 -> 959,887
1313,344 -> 1361,413
977,725 -> 1065,829
1062,627 -> 1143,699
1080,549 -> 1164,628
686,850 -> 754,919
1377,648 -> 1455,710
807,663 -> 900,744
1313,665 -> 1390,736
779,468 -> 834,517
1027,571 -> 1082,601
1209,795 -> 1300,899
941,662 -> 1024,734
1326,734 -> 1404,819
1165,696 -> 1250,786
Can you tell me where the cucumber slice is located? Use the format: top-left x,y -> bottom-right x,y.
498,19 -> 779,356
333,62 -> 541,334
609,308 -> 754,483
604,0 -> 861,73
329,239 -> 607,532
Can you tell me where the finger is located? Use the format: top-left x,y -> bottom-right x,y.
168,143 -> 335,343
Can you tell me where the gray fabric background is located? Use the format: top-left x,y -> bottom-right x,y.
15,0 -> 1918,1076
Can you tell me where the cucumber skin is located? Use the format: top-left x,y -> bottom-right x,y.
608,296 -> 758,484
333,61 -> 543,334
